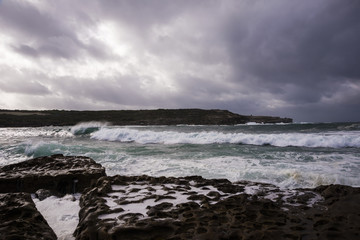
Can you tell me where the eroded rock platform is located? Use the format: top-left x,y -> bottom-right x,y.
75,175 -> 360,240
1,155 -> 360,239
0,154 -> 106,195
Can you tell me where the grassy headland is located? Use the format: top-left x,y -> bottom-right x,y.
0,109 -> 292,127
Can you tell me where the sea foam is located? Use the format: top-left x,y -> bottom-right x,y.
0,127 -> 73,138
32,194 -> 81,240
90,127 -> 360,148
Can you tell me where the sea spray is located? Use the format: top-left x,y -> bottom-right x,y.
70,121 -> 109,135
1,122 -> 360,189
90,127 -> 360,148
24,140 -> 69,158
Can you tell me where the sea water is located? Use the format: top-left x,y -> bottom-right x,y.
1,122 -> 360,189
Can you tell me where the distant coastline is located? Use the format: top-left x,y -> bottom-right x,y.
0,109 -> 292,127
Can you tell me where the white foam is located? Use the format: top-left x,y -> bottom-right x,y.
98,212 -> 123,220
70,122 -> 109,135
238,182 -> 323,207
245,122 -> 262,125
306,192 -> 323,207
100,180 -> 326,225
24,140 -> 64,156
101,182 -> 243,223
90,127 -> 360,148
32,194 -> 81,240
0,127 -> 73,139
102,152 -> 360,189
244,185 -> 261,195
121,198 -> 159,216
264,192 -> 279,202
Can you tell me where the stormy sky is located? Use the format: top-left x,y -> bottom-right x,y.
0,0 -> 359,122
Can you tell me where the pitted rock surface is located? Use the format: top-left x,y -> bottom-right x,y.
0,192 -> 57,240
74,175 -> 360,240
0,154 -> 106,194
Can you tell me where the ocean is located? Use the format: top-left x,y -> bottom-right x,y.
1,122 -> 360,189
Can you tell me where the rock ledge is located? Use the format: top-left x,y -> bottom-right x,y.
0,154 -> 106,194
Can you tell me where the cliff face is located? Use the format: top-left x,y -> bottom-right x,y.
0,109 -> 292,127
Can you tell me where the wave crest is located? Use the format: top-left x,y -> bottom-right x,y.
90,128 -> 360,148
70,122 -> 109,135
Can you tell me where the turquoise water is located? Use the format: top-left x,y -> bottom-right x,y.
1,122 -> 360,188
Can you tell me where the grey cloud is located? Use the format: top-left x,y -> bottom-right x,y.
0,68 -> 50,95
224,0 -> 360,86
12,38 -> 79,59
0,1 -> 69,39
0,0 -> 359,122
13,44 -> 39,58
98,0 -> 196,30
47,74 -> 177,108
0,1 -> 110,60
214,0 -> 360,120
0,75 -> 50,96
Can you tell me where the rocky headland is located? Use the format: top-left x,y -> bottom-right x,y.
0,109 -> 292,127
1,155 -> 359,240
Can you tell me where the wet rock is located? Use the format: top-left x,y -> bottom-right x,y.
3,157 -> 358,240
0,154 -> 106,195
0,192 -> 57,240
313,184 -> 360,239
315,184 -> 360,201
35,189 -> 61,201
75,175 -> 360,240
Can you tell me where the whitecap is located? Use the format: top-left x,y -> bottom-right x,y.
70,121 -> 109,135
90,127 -> 360,148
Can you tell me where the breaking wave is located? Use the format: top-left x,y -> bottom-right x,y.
0,128 -> 73,138
70,121 -> 109,135
90,128 -> 360,148
24,141 -> 70,158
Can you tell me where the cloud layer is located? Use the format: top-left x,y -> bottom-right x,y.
0,0 -> 359,122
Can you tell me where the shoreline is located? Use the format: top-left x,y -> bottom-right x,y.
0,109 -> 292,127
1,155 -> 360,239
1,123 -> 359,190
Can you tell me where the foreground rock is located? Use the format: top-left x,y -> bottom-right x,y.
0,154 -> 106,195
0,193 -> 57,240
313,185 -> 360,239
75,175 -> 360,240
1,156 -> 359,239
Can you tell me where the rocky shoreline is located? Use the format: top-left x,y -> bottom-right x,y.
1,155 -> 359,239
0,109 -> 292,127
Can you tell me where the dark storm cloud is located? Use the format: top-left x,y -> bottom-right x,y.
0,0 -> 359,122
223,1 -> 360,104
0,1 -> 68,38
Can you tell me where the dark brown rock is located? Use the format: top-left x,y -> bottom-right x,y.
35,189 -> 62,201
74,175 -> 360,240
0,192 -> 57,240
0,154 -> 106,195
313,184 -> 360,239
